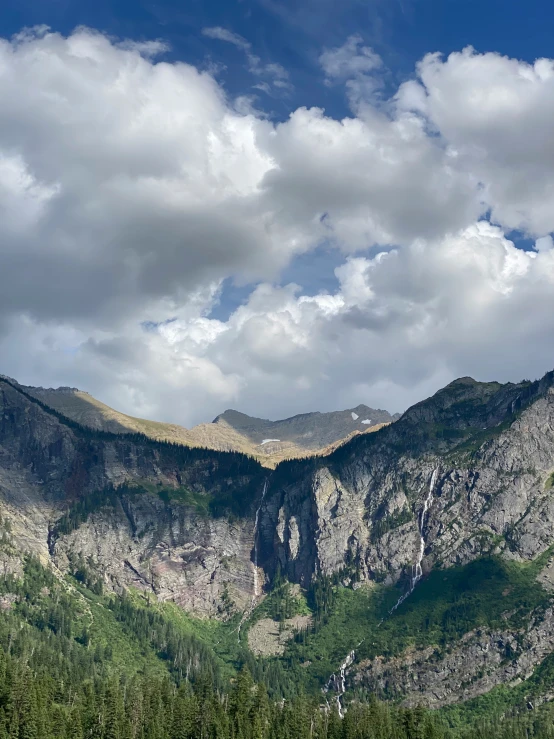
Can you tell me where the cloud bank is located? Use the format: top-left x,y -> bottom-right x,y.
1,28 -> 554,425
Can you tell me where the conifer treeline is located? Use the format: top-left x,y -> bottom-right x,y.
2,653 -> 554,739
1,556 -> 554,737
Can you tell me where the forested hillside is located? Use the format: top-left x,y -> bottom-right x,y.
2,553 -> 554,739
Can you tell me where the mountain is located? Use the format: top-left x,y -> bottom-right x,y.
211,404 -> 398,459
3,371 -> 554,729
15,379 -> 397,465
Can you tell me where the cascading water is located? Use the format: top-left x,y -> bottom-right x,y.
324,650 -> 356,718
390,467 -> 439,613
252,479 -> 268,603
236,479 -> 269,642
323,468 -> 440,714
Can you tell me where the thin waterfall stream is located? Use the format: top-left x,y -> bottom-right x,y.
324,650 -> 356,718
390,466 -> 439,613
237,479 -> 269,642
325,467 -> 440,714
252,479 -> 268,602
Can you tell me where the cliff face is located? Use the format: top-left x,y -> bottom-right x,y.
3,372 -> 554,706
259,374 -> 554,587
0,378 -> 266,616
355,602 -> 554,708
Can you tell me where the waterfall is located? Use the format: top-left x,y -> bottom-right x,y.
390,467 -> 438,613
236,480 -> 269,643
252,479 -> 268,602
324,467 -> 440,713
324,650 -> 356,718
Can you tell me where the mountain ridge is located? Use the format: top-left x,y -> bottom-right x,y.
15,379 -> 398,465
3,370 -> 554,716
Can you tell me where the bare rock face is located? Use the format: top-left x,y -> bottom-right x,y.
0,378 -> 265,617
355,605 -> 554,708
248,614 -> 312,656
213,404 -> 397,453
259,375 -> 554,591
52,495 -> 257,616
5,371 -> 554,705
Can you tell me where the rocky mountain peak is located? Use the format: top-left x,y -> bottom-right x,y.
10,379 -> 398,465
211,403 -> 396,453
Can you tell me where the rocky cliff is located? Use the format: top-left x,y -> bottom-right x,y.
259,374 -> 554,586
0,377 -> 266,616
3,371 -> 554,709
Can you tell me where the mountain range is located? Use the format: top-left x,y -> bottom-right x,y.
12,378 -> 398,465
2,370 -> 554,728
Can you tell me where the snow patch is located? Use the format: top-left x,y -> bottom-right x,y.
361,419 -> 372,425
351,412 -> 359,420
260,438 -> 280,445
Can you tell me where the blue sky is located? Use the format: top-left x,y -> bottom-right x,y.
3,0 -> 551,113
2,0 -> 554,425
4,0 -> 552,116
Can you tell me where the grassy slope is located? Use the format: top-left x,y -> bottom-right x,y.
24,385 -> 386,468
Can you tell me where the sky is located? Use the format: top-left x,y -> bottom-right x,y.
1,0 -> 554,426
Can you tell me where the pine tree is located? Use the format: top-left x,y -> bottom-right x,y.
231,666 -> 254,739
251,684 -> 270,739
68,708 -> 85,739
171,684 -> 198,739
104,681 -> 122,739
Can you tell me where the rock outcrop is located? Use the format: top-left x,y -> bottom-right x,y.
259,374 -> 554,588
0,377 -> 266,616
356,603 -> 554,708
4,371 -> 554,706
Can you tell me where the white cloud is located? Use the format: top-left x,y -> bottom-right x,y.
320,34 -> 382,80
0,26 -> 481,332
3,29 -> 554,425
397,47 -> 554,236
115,38 -> 170,58
202,26 -> 292,91
319,34 -> 383,109
5,222 -> 554,426
202,27 -> 251,52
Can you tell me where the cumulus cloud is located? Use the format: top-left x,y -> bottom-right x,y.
397,47 -> 554,235
2,28 -> 554,425
0,26 -> 481,329
4,222 -> 554,426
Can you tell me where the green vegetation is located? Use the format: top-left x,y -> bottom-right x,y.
3,528 -> 554,737
2,555 -> 554,738
371,505 -> 413,542
256,567 -> 312,624
237,557 -> 552,702
134,480 -> 212,516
